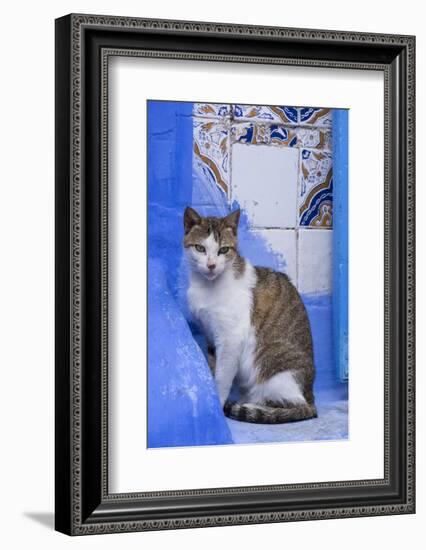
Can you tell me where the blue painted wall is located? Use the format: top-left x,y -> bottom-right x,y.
148,258 -> 233,447
332,110 -> 349,382
147,101 -> 232,447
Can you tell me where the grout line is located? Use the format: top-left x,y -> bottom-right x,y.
231,120 -> 331,130
252,226 -> 297,231
229,140 -> 332,154
249,226 -> 331,231
296,227 -> 299,290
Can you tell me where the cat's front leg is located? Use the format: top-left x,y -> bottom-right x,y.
214,343 -> 239,408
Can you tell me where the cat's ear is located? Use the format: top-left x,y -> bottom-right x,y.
184,207 -> 202,234
223,209 -> 240,234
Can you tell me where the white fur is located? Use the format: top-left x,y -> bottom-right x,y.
243,371 -> 306,405
187,258 -> 255,405
187,257 -> 306,408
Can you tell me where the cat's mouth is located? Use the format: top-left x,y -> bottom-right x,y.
204,270 -> 219,281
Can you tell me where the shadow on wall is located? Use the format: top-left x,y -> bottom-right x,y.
147,100 -> 344,448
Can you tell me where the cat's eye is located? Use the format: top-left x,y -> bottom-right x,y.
194,244 -> 206,253
218,246 -> 230,255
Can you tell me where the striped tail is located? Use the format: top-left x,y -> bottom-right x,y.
224,401 -> 317,424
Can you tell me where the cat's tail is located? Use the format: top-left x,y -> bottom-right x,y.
223,401 -> 317,424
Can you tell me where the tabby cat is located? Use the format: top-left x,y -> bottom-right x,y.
183,206 -> 317,424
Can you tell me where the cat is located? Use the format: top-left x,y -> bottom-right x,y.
183,206 -> 317,424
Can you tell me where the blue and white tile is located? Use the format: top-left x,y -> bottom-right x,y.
193,103 -> 231,119
298,107 -> 332,127
193,118 -> 230,196
299,149 -> 333,228
232,104 -> 299,125
231,122 -> 297,147
296,127 -> 332,151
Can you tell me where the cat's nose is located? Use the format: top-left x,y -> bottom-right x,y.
207,263 -> 216,271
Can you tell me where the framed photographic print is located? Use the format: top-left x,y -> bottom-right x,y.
55,14 -> 415,535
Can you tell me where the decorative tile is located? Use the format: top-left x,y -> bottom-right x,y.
193,103 -> 231,119
298,107 -> 332,127
296,127 -> 332,151
298,229 -> 333,294
299,149 -> 333,228
193,118 -> 230,196
252,229 -> 297,285
231,123 -> 297,147
233,104 -> 298,125
232,144 -> 298,228
191,104 -> 335,229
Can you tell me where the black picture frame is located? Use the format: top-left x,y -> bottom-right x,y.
55,13 -> 415,535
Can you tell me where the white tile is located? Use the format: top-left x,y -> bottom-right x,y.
252,229 -> 297,285
298,229 -> 333,294
231,144 -> 298,228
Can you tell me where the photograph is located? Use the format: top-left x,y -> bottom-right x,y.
147,100 -> 349,448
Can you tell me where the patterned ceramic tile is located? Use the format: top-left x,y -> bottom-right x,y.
193,103 -> 231,119
193,118 -> 230,196
298,107 -> 332,127
299,149 -> 333,228
191,103 -> 335,229
233,104 -> 299,125
296,127 -> 332,151
231,122 -> 297,147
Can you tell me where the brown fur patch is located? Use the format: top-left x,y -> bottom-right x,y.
232,254 -> 246,278
251,267 -> 315,405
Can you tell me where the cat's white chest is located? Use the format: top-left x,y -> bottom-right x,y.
187,264 -> 256,348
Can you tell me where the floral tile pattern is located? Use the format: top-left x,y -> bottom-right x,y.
296,127 -> 332,151
193,103 -> 230,119
231,123 -> 331,152
233,104 -> 299,125
232,123 -> 298,147
299,107 -> 332,127
299,149 -> 333,228
193,118 -> 230,196
192,103 -> 335,227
